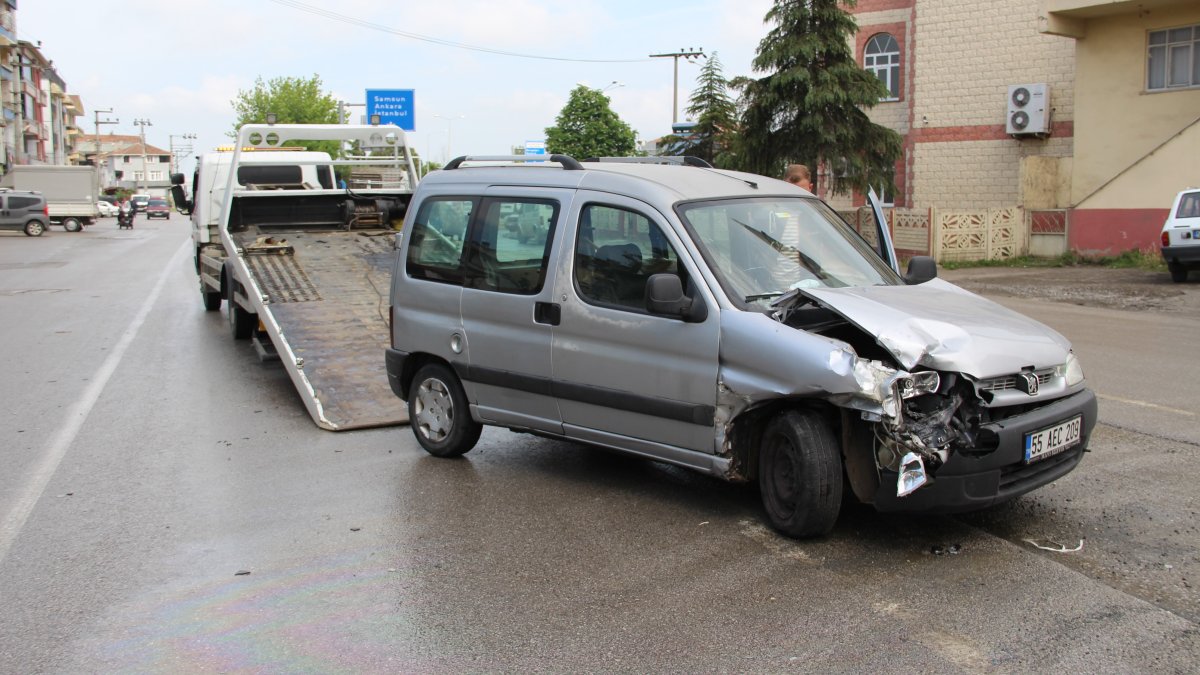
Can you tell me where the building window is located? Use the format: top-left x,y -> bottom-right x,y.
1148,25 -> 1199,90
133,171 -> 144,181
149,171 -> 164,182
865,33 -> 901,100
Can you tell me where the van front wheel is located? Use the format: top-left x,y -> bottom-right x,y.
758,409 -> 842,538
409,363 -> 481,458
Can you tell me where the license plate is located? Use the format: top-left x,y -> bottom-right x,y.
1024,415 -> 1083,463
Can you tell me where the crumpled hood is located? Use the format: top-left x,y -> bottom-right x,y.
799,278 -> 1071,378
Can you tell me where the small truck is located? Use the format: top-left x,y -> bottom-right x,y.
171,123 -> 420,430
0,165 -> 100,231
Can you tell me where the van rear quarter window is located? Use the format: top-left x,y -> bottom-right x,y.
407,198 -> 473,283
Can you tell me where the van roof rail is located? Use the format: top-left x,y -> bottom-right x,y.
444,154 -> 584,171
581,156 -> 714,168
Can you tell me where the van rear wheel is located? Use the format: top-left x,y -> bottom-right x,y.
758,409 -> 842,538
24,220 -> 45,237
409,363 -> 481,458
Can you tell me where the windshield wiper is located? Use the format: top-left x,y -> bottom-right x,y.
731,218 -> 831,281
745,291 -> 785,302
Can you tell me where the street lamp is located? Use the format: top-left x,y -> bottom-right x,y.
133,118 -> 152,193
601,81 -> 625,92
169,133 -> 196,174
432,113 -> 465,163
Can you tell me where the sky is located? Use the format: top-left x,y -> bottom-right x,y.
21,0 -> 777,174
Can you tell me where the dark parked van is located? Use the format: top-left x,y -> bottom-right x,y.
0,189 -> 51,236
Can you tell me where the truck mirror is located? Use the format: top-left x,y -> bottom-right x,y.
169,185 -> 192,215
170,173 -> 186,186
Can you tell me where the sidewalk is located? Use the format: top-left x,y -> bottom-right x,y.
938,264 -> 1199,313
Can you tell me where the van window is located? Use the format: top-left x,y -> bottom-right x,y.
575,204 -> 682,311
465,198 -> 558,294
7,196 -> 40,209
407,198 -> 474,284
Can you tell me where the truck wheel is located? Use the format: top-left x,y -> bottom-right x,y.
62,218 -> 82,233
24,220 -> 45,237
228,301 -> 255,339
1168,263 -> 1188,283
409,363 -> 482,458
202,279 -> 221,311
758,409 -> 842,538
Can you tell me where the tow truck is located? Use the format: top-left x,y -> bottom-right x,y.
171,123 -> 419,430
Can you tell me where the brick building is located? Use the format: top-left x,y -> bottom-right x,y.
843,0 -> 1199,254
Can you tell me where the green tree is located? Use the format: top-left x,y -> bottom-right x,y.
229,75 -> 340,156
659,53 -> 739,167
544,86 -> 638,159
736,0 -> 902,195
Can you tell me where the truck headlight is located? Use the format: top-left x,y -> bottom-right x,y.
1061,352 -> 1085,386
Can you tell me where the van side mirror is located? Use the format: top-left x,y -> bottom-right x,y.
904,256 -> 938,284
645,273 -> 706,322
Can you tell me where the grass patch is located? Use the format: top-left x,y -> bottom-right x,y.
938,249 -> 1166,272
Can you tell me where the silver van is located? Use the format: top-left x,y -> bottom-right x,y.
386,156 -> 1097,537
0,189 -> 50,236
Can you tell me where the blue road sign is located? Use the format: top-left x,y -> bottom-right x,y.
365,89 -> 415,131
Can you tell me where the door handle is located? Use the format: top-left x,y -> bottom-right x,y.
534,301 -> 560,326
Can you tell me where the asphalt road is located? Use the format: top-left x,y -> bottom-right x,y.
1,218 -> 1196,672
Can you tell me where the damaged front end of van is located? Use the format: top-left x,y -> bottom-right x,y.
716,278 -> 1097,512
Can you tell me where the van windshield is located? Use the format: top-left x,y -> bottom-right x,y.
677,197 -> 902,308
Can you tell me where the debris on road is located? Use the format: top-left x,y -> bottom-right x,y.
1025,538 -> 1084,553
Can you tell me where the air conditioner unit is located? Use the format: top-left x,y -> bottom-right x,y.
1006,83 -> 1050,136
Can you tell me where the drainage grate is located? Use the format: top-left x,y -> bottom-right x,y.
247,255 -> 322,303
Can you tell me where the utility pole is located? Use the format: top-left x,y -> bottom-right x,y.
92,107 -> 118,199
133,118 -> 151,193
168,133 -> 196,174
649,48 -> 705,124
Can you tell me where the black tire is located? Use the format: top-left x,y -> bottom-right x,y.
202,280 -> 221,311
62,217 -> 82,233
24,220 -> 45,237
1168,263 -> 1188,283
228,300 -> 255,339
758,409 -> 843,538
408,363 -> 482,458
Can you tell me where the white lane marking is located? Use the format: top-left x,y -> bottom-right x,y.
1098,394 -> 1195,417
0,239 -> 189,565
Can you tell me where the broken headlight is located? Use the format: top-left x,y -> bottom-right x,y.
897,370 -> 940,400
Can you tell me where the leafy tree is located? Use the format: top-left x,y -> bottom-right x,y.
658,53 -> 739,167
544,86 -> 638,159
230,75 -> 340,156
736,0 -> 903,196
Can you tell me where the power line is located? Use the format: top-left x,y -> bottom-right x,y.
266,0 -> 652,63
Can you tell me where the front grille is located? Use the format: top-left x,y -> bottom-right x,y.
980,370 -> 1054,392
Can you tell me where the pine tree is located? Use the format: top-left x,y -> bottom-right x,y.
544,86 -> 638,159
662,53 -> 739,167
737,0 -> 902,195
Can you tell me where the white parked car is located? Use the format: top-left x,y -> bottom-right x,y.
1161,188 -> 1200,283
96,201 -> 118,217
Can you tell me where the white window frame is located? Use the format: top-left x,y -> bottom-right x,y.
148,171 -> 164,182
865,33 -> 901,101
1148,24 -> 1199,91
